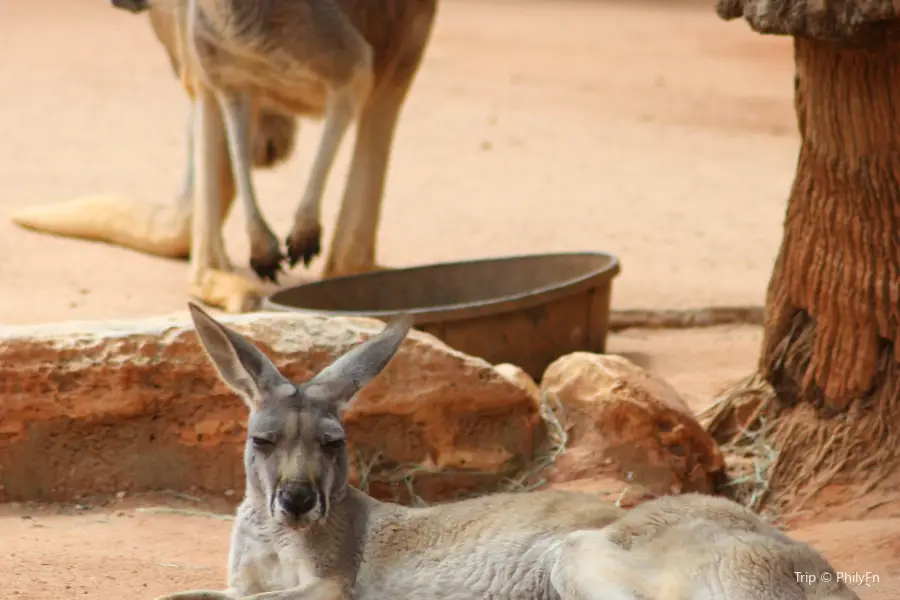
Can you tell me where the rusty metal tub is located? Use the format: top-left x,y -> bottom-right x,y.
263,252 -> 620,380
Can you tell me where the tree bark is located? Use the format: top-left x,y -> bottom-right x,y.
710,36 -> 900,516
764,37 -> 900,410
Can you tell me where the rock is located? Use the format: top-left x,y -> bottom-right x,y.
494,363 -> 541,402
541,353 -> 726,496
0,312 -> 545,504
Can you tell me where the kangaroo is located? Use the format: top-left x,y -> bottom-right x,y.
176,0 -> 438,302
12,0 -> 436,314
156,305 -> 859,600
139,0 -> 300,215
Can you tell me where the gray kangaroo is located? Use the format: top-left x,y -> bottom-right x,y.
157,305 -> 859,600
143,0 -> 438,311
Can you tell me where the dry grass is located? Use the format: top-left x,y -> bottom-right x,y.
499,390 -> 570,494
715,418 -> 779,514
701,373 -> 781,517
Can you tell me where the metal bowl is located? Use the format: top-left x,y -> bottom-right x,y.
263,252 -> 620,380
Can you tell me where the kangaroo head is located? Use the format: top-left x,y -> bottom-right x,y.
188,302 -> 412,529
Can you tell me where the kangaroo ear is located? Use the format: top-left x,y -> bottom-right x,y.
303,314 -> 413,415
188,302 -> 291,410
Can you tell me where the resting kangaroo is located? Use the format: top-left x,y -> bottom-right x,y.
161,304 -> 860,600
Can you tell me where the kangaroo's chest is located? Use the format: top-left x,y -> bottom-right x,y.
232,530 -> 319,594
356,533 -> 564,600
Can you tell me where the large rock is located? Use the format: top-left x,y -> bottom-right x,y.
0,312 -> 545,504
541,353 -> 726,496
494,363 -> 541,402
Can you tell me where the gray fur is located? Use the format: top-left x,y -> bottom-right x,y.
158,305 -> 859,600
552,494 -> 861,600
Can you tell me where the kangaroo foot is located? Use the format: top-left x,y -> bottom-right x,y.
249,230 -> 286,283
190,268 -> 262,313
285,221 -> 323,269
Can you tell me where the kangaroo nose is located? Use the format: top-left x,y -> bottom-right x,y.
278,486 -> 316,516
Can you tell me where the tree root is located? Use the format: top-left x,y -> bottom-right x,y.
702,370 -> 900,521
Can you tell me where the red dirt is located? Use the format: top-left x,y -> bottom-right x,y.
2,0 -> 894,596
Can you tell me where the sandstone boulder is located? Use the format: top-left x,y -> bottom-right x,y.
547,476 -> 655,509
0,312 -> 545,504
541,353 -> 726,495
494,363 -> 541,402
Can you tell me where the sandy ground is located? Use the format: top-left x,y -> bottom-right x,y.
5,0 -> 891,597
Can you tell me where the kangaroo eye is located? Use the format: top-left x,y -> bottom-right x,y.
251,436 -> 275,450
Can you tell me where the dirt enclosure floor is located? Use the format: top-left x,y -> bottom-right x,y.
2,0 -> 899,597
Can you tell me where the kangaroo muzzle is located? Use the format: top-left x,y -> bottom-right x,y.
277,483 -> 317,518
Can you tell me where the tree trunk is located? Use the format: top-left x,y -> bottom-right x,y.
764,36 -> 900,408
710,36 -> 900,517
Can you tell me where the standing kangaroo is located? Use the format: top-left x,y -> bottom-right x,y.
154,0 -> 438,312
13,0 -> 437,313
161,304 -> 860,600
139,0 -> 301,229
